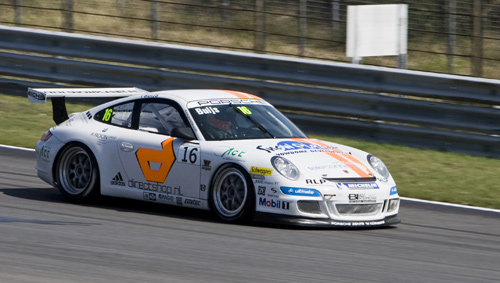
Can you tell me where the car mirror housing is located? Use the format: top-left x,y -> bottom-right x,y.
171,127 -> 196,140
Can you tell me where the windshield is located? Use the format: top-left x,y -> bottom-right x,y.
189,104 -> 307,140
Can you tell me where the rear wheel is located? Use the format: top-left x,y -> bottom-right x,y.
210,164 -> 255,223
55,143 -> 100,202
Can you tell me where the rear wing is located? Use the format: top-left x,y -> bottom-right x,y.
27,87 -> 149,124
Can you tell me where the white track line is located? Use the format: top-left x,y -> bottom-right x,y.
401,197 -> 500,213
0,144 -> 35,151
2,144 -> 499,214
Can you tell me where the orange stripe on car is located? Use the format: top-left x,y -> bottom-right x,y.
217,90 -> 262,100
291,138 -> 374,178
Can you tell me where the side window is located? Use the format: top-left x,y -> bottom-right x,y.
95,102 -> 134,128
138,102 -> 186,135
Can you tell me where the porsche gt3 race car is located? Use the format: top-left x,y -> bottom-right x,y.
29,87 -> 400,227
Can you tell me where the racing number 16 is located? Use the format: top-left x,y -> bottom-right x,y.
181,146 -> 199,164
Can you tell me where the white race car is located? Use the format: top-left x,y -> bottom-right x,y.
29,87 -> 400,227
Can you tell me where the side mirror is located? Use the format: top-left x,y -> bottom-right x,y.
171,127 -> 196,140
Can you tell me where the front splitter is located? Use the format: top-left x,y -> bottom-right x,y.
253,212 -> 401,228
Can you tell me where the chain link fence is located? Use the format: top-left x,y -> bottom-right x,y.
1,0 -> 499,79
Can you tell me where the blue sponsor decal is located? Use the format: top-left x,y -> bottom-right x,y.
390,186 -> 398,195
280,187 -> 321,197
338,182 -> 380,189
276,141 -> 332,151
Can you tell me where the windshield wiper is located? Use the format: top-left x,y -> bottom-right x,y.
229,104 -> 275,138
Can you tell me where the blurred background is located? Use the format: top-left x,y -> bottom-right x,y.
1,0 -> 498,79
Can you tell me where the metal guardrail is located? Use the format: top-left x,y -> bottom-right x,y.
1,25 -> 499,158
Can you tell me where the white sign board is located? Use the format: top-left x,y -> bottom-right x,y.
347,4 -> 408,60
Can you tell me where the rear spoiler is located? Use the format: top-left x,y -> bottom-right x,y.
27,87 -> 149,124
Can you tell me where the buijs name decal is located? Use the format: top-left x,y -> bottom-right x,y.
194,106 -> 219,115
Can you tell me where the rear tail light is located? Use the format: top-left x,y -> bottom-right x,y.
40,130 -> 53,141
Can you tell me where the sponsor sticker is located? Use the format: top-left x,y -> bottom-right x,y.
258,197 -> 290,210
331,220 -> 385,226
305,179 -> 327,185
280,187 -> 321,197
202,160 -> 211,171
258,186 -> 266,196
221,148 -> 245,158
143,192 -> 157,201
184,199 -> 201,206
90,132 -> 117,146
136,138 -> 176,183
159,194 -> 174,202
390,186 -> 398,195
336,182 -> 380,189
128,179 -> 182,195
250,166 -> 273,176
110,172 -> 126,186
348,193 -> 377,203
256,141 -> 336,154
39,146 -> 51,159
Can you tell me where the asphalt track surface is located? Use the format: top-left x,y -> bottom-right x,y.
1,146 -> 499,283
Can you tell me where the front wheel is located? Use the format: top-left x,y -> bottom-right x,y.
210,164 -> 255,223
55,143 -> 100,202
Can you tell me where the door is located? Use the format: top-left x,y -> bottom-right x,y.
109,100 -> 201,204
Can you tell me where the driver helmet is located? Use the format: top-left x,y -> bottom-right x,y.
207,110 -> 233,131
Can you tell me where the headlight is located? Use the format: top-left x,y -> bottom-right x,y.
367,154 -> 390,180
271,156 -> 300,180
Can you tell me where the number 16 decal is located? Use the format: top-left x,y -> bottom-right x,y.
180,145 -> 200,165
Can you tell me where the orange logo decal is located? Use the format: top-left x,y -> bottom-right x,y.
136,138 -> 176,183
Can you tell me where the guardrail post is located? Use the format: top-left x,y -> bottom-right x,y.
254,0 -> 266,53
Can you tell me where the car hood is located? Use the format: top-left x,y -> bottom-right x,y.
214,138 -> 377,180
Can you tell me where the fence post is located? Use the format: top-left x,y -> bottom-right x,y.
299,0 -> 307,57
471,0 -> 483,77
220,0 -> 229,24
151,0 -> 159,40
331,0 -> 340,43
63,0 -> 73,32
15,0 -> 22,26
254,0 -> 266,53
446,0 -> 456,74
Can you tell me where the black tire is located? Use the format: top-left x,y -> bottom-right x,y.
210,164 -> 255,223
55,143 -> 100,202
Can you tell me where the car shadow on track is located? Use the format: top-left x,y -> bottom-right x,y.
1,187 -> 398,231
0,187 -> 217,224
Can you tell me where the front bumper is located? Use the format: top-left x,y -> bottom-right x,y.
253,212 -> 401,228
